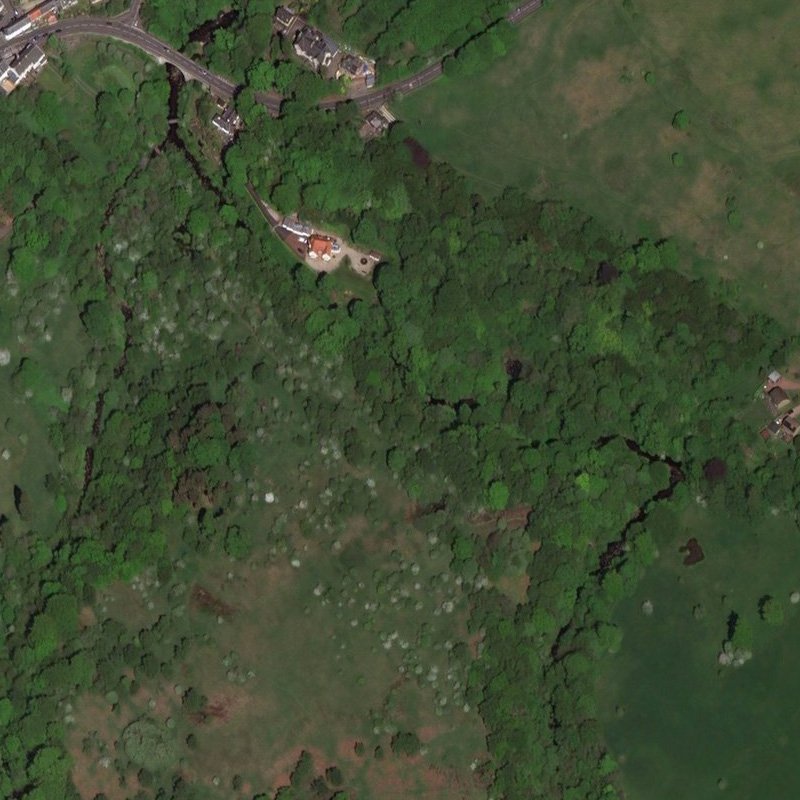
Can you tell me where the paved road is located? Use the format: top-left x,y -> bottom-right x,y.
320,0 -> 545,110
124,0 -> 145,27
0,0 -> 543,114
508,0 -> 543,24
0,17 -> 240,98
319,61 -> 443,111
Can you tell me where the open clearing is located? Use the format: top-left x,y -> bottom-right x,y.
68,455 -> 488,799
397,0 -> 800,327
598,504 -> 800,799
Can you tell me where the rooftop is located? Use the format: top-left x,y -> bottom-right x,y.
294,25 -> 339,68
308,234 -> 334,257
274,5 -> 296,27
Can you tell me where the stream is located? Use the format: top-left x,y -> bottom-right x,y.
187,9 -> 239,45
165,65 -> 225,206
594,436 -> 685,577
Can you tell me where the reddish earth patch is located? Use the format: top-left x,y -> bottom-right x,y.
79,605 -> 97,628
703,457 -> 727,482
190,585 -> 235,618
679,537 -> 705,566
468,630 -> 485,659
495,572 -> 530,605
0,208 -> 12,240
403,137 -> 432,169
192,689 -> 248,725
68,695 -> 139,800
362,750 -> 485,800
472,505 -> 532,530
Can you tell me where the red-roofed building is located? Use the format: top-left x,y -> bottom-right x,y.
308,234 -> 334,261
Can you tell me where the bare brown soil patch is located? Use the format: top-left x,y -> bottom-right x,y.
679,537 -> 705,566
79,605 -> 97,628
563,47 -> 642,131
496,572 -> 530,605
192,688 -> 248,725
361,750 -> 485,800
0,207 -> 12,240
190,584 -> 235,618
68,695 -> 139,800
468,630 -> 484,659
472,504 -> 532,530
660,160 -> 730,252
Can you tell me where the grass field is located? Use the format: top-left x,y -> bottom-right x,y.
62,307 -> 486,799
598,504 -> 800,799
69,497 -> 487,799
397,0 -> 800,326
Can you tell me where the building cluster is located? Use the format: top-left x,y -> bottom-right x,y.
211,101 -> 243,142
273,5 -> 376,88
1,0 -> 76,42
0,41 -> 45,93
760,370 -> 800,443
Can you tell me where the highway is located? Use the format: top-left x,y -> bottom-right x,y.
0,0 -> 544,114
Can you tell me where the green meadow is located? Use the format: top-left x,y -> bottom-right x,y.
598,504 -> 800,799
397,0 -> 800,326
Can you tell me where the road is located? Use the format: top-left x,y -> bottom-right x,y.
507,0 -> 543,24
120,0 -> 144,27
319,61 -> 444,112
319,0 -> 543,110
1,17 -> 242,98
0,0 -> 544,114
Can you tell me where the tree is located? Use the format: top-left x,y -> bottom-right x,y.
759,596 -> 784,626
390,731 -> 421,756
487,480 -> 509,511
671,110 -> 689,130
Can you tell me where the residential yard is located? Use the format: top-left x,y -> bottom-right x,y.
397,0 -> 800,327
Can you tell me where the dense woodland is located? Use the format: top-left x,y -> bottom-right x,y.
0,5 -> 798,800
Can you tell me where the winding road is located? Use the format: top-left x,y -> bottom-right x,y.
0,0 -> 544,115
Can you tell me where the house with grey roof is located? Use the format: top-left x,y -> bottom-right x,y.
293,25 -> 339,72
0,43 -> 46,94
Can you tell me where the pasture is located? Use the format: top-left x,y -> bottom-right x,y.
598,504 -> 800,799
397,0 -> 800,326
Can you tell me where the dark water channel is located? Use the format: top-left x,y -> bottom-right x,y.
165,66 -> 225,206
187,9 -> 238,45
595,436 -> 685,576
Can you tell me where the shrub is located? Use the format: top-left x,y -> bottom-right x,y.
122,718 -> 178,770
672,110 -> 689,130
760,596 -> 785,625
390,731 -> 421,756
